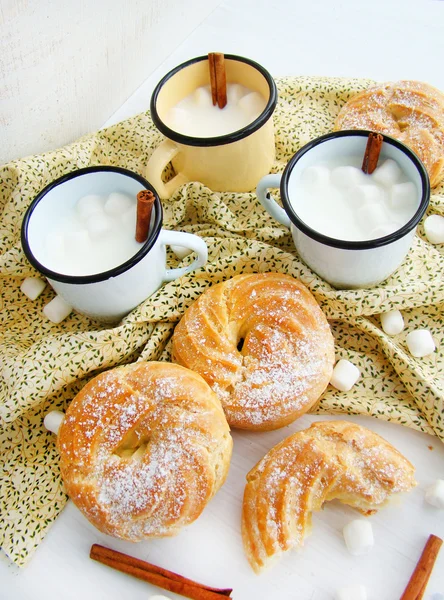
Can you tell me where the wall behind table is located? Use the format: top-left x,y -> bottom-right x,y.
0,0 -> 222,165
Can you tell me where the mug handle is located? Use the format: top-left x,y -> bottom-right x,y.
145,139 -> 189,199
256,174 -> 291,228
160,230 -> 208,281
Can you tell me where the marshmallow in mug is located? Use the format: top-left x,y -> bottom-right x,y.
164,84 -> 266,138
21,167 -> 208,322
297,157 -> 418,241
256,131 -> 429,289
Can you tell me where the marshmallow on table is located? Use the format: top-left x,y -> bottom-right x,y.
424,214 -> 444,244
334,585 -> 367,600
75,194 -> 105,221
44,410 -> 65,435
43,295 -> 73,324
330,359 -> 360,392
380,310 -> 405,335
301,165 -> 330,187
372,158 -> 402,186
20,277 -> 47,300
104,192 -> 133,216
405,329 -> 436,358
343,519 -> 374,556
425,479 -> 444,509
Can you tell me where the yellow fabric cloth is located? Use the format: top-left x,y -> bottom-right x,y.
1,76 -> 443,567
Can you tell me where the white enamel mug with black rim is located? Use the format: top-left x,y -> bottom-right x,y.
21,166 -> 208,322
256,130 -> 430,289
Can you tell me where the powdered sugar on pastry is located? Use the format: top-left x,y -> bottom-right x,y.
171,273 -> 335,431
242,420 -> 416,573
57,361 -> 232,541
334,80 -> 444,187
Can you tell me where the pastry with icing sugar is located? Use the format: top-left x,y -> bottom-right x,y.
242,420 -> 416,573
171,272 -> 335,431
334,80 -> 444,187
57,361 -> 232,541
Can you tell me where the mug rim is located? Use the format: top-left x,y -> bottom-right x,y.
21,165 -> 163,285
280,129 -> 431,250
150,53 -> 278,147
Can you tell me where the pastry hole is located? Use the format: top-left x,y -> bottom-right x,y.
114,435 -> 149,460
237,338 -> 245,352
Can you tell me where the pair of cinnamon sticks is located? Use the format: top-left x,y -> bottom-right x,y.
90,544 -> 232,600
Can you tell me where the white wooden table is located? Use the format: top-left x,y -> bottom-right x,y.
2,1 -> 443,598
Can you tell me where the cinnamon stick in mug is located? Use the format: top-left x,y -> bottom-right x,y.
208,52 -> 227,109
135,189 -> 155,243
362,132 -> 383,174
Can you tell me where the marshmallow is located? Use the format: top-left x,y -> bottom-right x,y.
331,166 -> 367,189
43,295 -> 72,324
330,359 -> 360,392
227,83 -> 245,104
356,203 -> 388,231
44,410 -> 65,435
389,181 -> 417,210
301,165 -> 330,187
238,91 -> 265,117
193,86 -> 213,107
20,277 -> 47,300
343,519 -> 374,555
85,214 -> 114,239
104,192 -> 133,216
424,214 -> 444,244
425,479 -> 444,509
372,158 -> 402,186
335,585 -> 367,600
75,194 -> 105,221
369,222 -> 400,239
171,245 -> 193,260
350,183 -> 384,206
380,310 -> 405,335
405,329 -> 436,358
65,228 -> 90,248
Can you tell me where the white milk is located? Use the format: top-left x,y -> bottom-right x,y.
291,156 -> 419,241
164,84 -> 267,137
41,192 -> 144,276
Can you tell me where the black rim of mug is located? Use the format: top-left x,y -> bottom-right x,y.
21,165 -> 163,285
279,129 -> 431,250
150,54 -> 278,147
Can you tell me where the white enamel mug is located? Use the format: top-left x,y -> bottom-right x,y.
256,130 -> 430,289
21,166 -> 208,322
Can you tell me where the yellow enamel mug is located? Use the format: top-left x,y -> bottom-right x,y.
146,54 -> 278,199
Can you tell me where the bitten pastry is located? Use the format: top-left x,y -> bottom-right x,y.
334,80 -> 444,187
171,273 -> 335,431
242,420 -> 416,572
57,361 -> 232,541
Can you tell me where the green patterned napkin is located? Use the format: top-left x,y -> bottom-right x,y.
1,76 -> 443,567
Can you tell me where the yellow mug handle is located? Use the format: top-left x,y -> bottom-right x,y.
145,139 -> 189,199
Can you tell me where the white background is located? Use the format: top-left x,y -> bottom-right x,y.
1,1 -> 444,599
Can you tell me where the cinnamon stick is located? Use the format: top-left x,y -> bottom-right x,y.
135,189 -> 155,243
90,544 -> 232,600
208,52 -> 227,109
361,132 -> 383,174
400,534 -> 443,600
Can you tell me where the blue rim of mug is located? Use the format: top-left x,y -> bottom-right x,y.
150,54 -> 278,147
21,165 -> 163,284
280,129 -> 430,250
